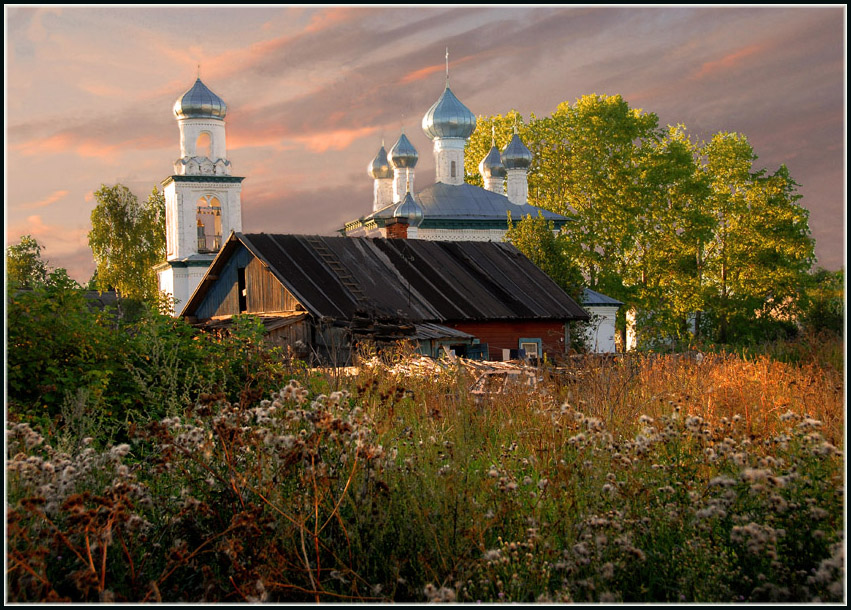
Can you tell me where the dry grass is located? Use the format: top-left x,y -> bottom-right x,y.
549,352 -> 844,446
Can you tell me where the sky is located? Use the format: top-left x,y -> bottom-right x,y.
5,5 -> 847,283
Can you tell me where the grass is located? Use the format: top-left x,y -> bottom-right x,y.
6,339 -> 845,602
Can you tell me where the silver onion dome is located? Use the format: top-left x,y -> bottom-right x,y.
388,132 -> 418,168
173,78 -> 227,120
502,129 -> 533,169
479,144 -> 506,178
422,86 -> 477,140
393,191 -> 424,227
368,146 -> 393,179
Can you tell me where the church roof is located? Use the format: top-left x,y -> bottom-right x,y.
362,183 -> 565,226
502,132 -> 533,169
388,132 -> 418,168
368,145 -> 393,179
173,78 -> 227,120
394,192 -> 424,227
422,86 -> 477,140
479,144 -> 506,178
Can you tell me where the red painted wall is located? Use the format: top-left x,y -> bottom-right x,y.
447,320 -> 567,360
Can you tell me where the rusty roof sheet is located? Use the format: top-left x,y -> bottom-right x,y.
187,233 -> 589,323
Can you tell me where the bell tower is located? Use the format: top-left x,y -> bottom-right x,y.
156,75 -> 244,313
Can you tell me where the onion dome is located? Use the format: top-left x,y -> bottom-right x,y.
388,132 -> 418,168
368,146 -> 393,179
173,78 -> 227,120
502,128 -> 533,169
479,144 -> 506,178
422,86 -> 477,140
393,191 -> 424,227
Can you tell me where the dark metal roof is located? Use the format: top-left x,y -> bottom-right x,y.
183,234 -> 589,323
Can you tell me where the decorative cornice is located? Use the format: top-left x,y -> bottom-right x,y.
162,175 -> 245,187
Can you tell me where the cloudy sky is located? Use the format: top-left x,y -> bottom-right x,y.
5,5 -> 846,282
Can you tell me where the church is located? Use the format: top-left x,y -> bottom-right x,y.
341,65 -> 566,241
154,77 -> 245,311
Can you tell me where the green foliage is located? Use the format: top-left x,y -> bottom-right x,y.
700,135 -> 816,344
800,268 -> 844,335
505,211 -> 583,301
7,235 -> 49,289
88,184 -> 166,302
6,281 -> 293,441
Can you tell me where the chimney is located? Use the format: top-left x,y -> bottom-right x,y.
385,218 -> 409,239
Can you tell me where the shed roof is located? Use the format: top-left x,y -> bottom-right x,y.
581,288 -> 624,307
183,233 -> 589,324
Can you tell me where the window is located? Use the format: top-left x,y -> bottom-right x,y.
519,338 -> 542,360
450,160 -> 456,178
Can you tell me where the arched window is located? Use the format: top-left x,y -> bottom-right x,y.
196,131 -> 212,159
196,195 -> 223,252
450,160 -> 457,178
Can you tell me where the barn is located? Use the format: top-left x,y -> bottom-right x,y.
181,232 -> 589,364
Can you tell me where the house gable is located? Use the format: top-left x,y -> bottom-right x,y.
192,243 -> 303,318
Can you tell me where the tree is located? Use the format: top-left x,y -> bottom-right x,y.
467,101 -> 817,348
7,235 -> 80,291
620,125 -> 713,348
504,211 -> 584,301
801,268 -> 844,335
6,235 -> 49,289
88,184 -> 166,302
700,134 -> 815,343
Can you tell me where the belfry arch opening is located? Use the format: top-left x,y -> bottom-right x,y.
196,195 -> 222,252
196,131 -> 212,159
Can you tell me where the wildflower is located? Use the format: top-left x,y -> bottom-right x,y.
109,444 -> 131,459
423,584 -> 456,603
487,468 -> 499,478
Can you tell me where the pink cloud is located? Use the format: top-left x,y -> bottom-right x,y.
6,215 -> 90,257
400,63 -> 445,85
691,44 -> 763,80
304,7 -> 362,33
293,126 -> 377,153
12,132 -> 169,161
398,53 -> 477,85
18,189 -> 69,210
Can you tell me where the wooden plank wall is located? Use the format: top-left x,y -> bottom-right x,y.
245,256 -> 301,313
446,320 -> 567,360
195,246 -> 302,318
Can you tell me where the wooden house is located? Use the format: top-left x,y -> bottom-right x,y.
181,233 -> 589,364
